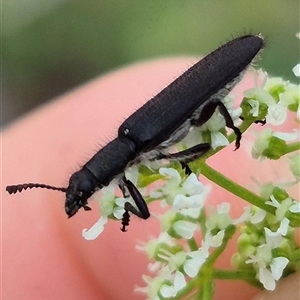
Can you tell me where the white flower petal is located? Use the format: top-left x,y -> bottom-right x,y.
206,204 -> 233,230
264,227 -> 283,248
210,230 -> 225,247
173,271 -> 186,291
184,250 -> 208,278
266,194 -> 280,208
233,206 -> 251,225
266,104 -> 287,125
99,184 -> 118,216
249,208 -> 267,224
115,197 -> 126,206
160,284 -> 177,298
184,258 -> 203,278
270,257 -> 289,280
289,201 -> 300,213
180,207 -> 203,218
172,194 -> 189,210
211,132 -> 229,149
173,194 -> 205,211
259,268 -> 276,291
251,244 -> 272,268
292,63 -> 300,77
159,167 -> 181,185
245,88 -> 276,105
82,216 -> 108,240
113,206 -> 125,219
182,173 -> 206,195
264,77 -> 285,93
124,165 -> 139,185
279,217 -> 289,236
273,129 -> 299,142
173,220 -> 197,239
203,111 -> 226,131
252,128 -> 272,159
248,99 -> 260,116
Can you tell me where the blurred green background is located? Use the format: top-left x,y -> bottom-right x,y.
3,0 -> 299,126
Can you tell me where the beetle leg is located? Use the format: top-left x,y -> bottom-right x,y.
159,143 -> 210,162
180,162 -> 192,175
120,210 -> 130,232
157,143 -> 211,175
195,101 -> 241,150
217,101 -> 241,150
240,115 -> 266,125
194,101 -> 220,126
119,176 -> 150,232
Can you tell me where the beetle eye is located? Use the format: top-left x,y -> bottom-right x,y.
78,180 -> 94,194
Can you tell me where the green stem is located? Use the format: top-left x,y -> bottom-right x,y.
173,227 -> 235,300
198,207 -> 207,236
188,237 -> 199,251
213,269 -> 256,280
179,227 -> 235,299
201,279 -> 214,300
212,269 -> 262,289
286,211 -> 300,227
283,141 -> 300,155
290,248 -> 300,263
200,162 -> 275,213
203,225 -> 236,270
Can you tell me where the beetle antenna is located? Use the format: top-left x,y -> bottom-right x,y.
6,183 -> 67,194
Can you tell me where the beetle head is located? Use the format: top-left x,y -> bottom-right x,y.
65,171 -> 95,218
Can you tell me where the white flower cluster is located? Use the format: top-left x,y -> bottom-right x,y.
136,168 -> 251,299
233,190 -> 300,291
245,77 -> 299,126
243,73 -> 300,174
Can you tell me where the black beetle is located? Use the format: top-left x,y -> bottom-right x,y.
6,34 -> 264,231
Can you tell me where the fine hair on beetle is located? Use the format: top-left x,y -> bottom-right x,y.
6,34 -> 265,232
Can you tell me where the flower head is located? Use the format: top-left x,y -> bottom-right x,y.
245,228 -> 290,290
